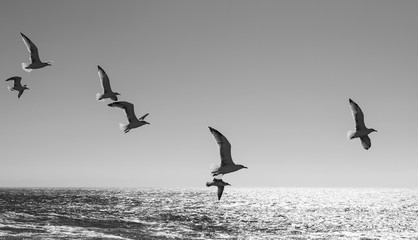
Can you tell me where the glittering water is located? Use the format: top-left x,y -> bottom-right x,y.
0,188 -> 417,240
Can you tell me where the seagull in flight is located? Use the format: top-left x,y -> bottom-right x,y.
6,76 -> 29,98
107,101 -> 149,133
206,178 -> 230,200
20,32 -> 52,72
96,65 -> 120,101
347,98 -> 377,150
209,126 -> 247,176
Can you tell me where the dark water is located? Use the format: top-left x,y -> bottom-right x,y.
0,188 -> 417,239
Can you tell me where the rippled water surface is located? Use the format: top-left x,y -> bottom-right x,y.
0,188 -> 417,239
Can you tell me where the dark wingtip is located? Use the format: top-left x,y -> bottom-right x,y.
208,126 -> 217,133
107,102 -> 114,107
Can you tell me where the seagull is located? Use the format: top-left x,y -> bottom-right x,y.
6,76 -> 29,98
96,65 -> 120,101
20,32 -> 52,72
209,126 -> 247,176
107,101 -> 149,133
206,178 -> 230,200
347,98 -> 377,150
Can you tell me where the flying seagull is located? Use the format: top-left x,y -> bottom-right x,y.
20,32 -> 52,72
107,101 -> 149,133
96,65 -> 120,101
206,178 -> 230,200
347,98 -> 377,150
209,126 -> 247,176
6,76 -> 29,98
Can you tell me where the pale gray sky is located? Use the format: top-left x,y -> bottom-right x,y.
1,0 -> 418,187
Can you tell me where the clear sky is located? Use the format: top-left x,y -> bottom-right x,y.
1,0 -> 418,188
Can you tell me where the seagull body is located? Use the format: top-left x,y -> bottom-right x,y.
107,101 -> 149,133
6,76 -> 29,98
206,178 -> 230,200
209,126 -> 247,176
96,65 -> 120,101
20,32 -> 52,72
348,98 -> 377,150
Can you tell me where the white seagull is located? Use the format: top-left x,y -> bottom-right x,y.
206,178 -> 230,200
96,65 -> 120,101
6,76 -> 29,98
20,32 -> 52,72
209,126 -> 247,176
347,98 -> 377,150
107,101 -> 149,133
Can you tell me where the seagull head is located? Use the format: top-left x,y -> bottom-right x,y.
143,121 -> 150,125
23,85 -> 29,90
46,61 -> 53,66
371,128 -> 377,132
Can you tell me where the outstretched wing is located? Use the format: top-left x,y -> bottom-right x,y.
6,76 -> 22,88
108,101 -> 137,123
97,65 -> 113,94
360,135 -> 371,150
20,32 -> 41,63
208,127 -> 234,167
217,186 -> 225,200
349,99 -> 366,130
138,113 -> 149,121
18,90 -> 24,99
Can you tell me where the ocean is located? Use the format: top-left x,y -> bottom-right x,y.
0,188 -> 417,240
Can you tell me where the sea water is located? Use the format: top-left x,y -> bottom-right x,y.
0,188 -> 417,239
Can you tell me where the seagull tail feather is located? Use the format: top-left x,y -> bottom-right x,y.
96,93 -> 105,102
21,63 -> 32,72
119,123 -> 128,132
347,130 -> 356,140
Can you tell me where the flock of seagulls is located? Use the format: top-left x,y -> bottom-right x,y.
95,65 -> 150,132
5,32 -> 378,201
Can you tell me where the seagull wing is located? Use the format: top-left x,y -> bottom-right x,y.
108,101 -> 137,123
138,113 -> 149,121
360,135 -> 371,150
18,90 -> 24,99
349,99 -> 366,130
209,127 -> 234,167
20,32 -> 41,63
97,65 -> 113,94
6,77 -> 22,88
217,186 -> 225,200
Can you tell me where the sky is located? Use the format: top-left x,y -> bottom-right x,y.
1,0 -> 418,188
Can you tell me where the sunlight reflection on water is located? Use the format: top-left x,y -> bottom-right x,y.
0,188 -> 417,239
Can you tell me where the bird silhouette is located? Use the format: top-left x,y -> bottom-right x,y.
347,98 -> 377,150
208,126 -> 247,176
6,76 -> 29,98
20,32 -> 52,72
108,101 -> 149,133
206,178 -> 230,200
96,65 -> 120,101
